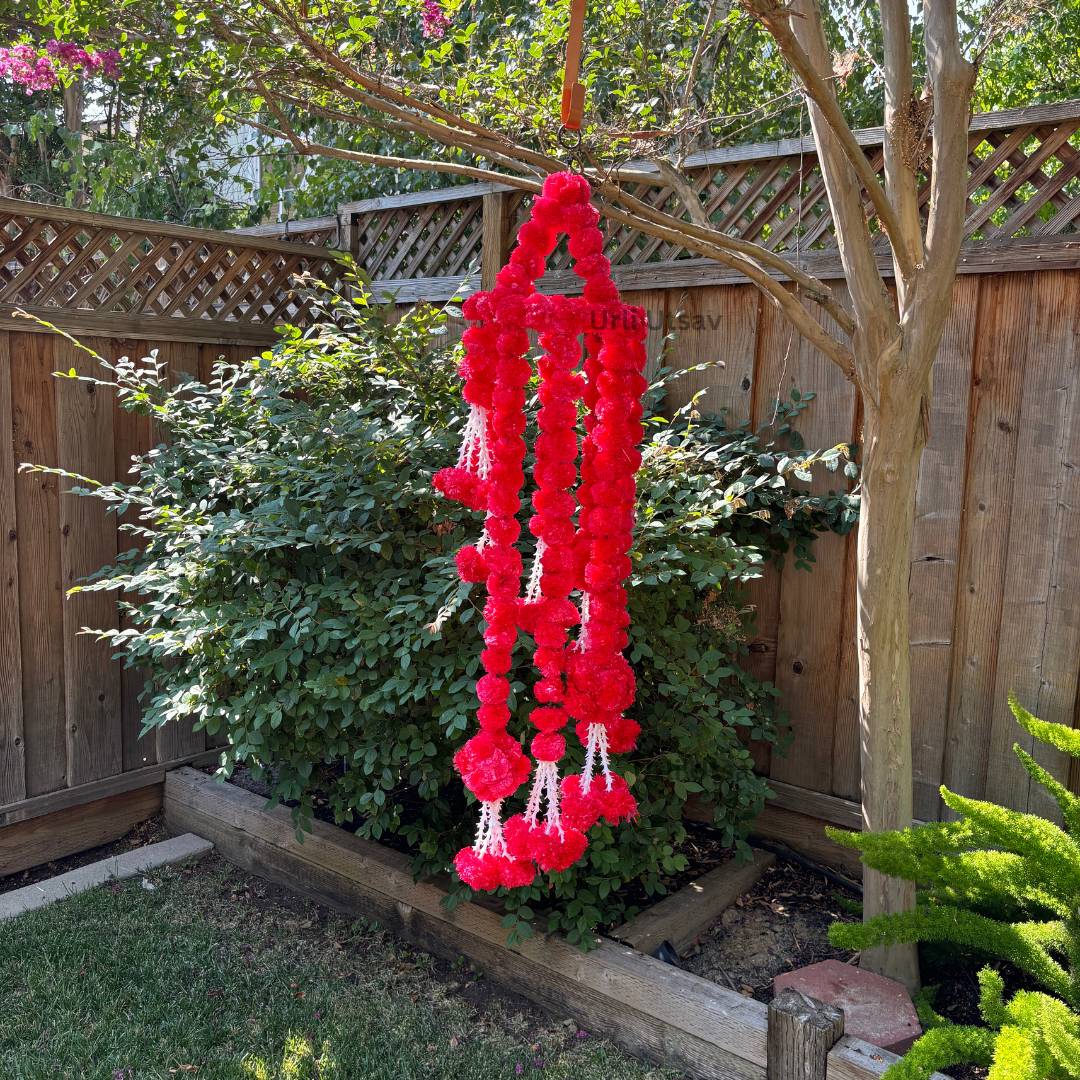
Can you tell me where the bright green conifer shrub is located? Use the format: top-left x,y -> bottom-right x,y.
38,282 -> 855,945
829,696 -> 1080,1080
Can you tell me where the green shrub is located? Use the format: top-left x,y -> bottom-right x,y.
47,284 -> 855,945
829,696 -> 1080,1079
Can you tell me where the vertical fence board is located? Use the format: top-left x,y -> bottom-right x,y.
10,333 -> 67,797
984,271 -> 1080,815
829,532 -> 861,802
199,343 -> 241,753
153,341 -> 207,764
768,294 -> 858,793
108,338 -> 156,772
741,296 -> 795,776
824,281 -> 862,804
665,285 -> 758,423
909,278 -> 980,820
55,337 -> 122,786
0,332 -> 26,804
942,273 -> 1033,807
621,289 -> 669,380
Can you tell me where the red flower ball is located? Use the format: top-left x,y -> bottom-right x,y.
529,706 -> 567,733
531,732 -> 565,762
504,815 -> 588,873
559,774 -> 605,832
454,846 -> 502,891
455,545 -> 487,583
454,731 -> 531,801
433,467 -> 487,512
598,773 -> 638,824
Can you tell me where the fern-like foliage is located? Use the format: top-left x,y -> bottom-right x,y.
828,695 -> 1080,1080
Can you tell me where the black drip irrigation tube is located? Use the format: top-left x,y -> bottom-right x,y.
749,836 -> 863,896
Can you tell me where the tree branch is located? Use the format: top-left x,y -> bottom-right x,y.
775,0 -> 895,370
906,0 -> 976,365
879,0 -> 925,298
202,0 -> 858,369
655,159 -> 710,228
743,0 -> 916,284
242,116 -> 544,192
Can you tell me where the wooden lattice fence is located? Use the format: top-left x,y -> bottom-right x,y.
0,198 -> 344,345
0,204 -> 344,872
331,101 -> 1080,302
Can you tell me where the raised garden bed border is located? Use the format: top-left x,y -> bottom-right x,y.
165,767 -> 924,1080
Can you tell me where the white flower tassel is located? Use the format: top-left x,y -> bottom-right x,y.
458,403 -> 491,478
524,538 -> 546,604
575,591 -> 591,652
473,799 -> 508,857
524,760 -> 564,836
580,722 -> 614,794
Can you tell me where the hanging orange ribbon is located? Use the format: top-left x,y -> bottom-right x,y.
560,0 -> 587,130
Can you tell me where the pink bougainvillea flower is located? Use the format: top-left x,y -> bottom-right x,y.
421,0 -> 452,39
0,40 -> 120,94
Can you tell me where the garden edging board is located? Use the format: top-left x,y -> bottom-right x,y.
163,767 -> 919,1080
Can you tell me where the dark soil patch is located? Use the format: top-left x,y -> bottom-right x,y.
0,813 -> 168,894
683,857 -> 859,996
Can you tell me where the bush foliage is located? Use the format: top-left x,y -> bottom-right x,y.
830,696 -> 1080,1080
53,285 -> 855,944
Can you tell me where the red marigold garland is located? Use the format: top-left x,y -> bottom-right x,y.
434,171 -> 648,890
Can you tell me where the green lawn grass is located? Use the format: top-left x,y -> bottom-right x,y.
0,855 -> 677,1080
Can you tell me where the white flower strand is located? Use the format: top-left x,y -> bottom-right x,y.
473,799 -> 507,857
580,723 -> 614,794
476,514 -> 493,551
524,538 -> 546,604
458,404 -> 492,478
523,760 -> 564,835
575,591 -> 591,652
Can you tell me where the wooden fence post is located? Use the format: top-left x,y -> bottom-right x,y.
767,988 -> 844,1080
481,190 -> 511,291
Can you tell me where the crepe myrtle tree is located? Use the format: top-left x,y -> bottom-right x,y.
100,0 -> 1031,987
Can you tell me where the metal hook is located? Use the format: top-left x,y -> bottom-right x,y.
557,126 -> 587,177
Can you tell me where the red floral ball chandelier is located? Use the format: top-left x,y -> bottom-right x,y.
434,171 -> 648,891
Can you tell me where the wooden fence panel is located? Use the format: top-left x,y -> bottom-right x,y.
941,273 -> 1032,809
767,298 -> 858,797
109,337 -> 155,772
908,278 -> 979,820
3,108 -> 1080,848
55,336 -> 122,787
984,271 -> 1080,817
0,202 -> 318,834
0,331 -> 25,805
10,332 -> 68,797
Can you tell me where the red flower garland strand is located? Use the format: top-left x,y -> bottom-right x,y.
434,172 -> 648,890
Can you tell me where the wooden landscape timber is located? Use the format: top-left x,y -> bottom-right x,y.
0,783 -> 162,877
165,767 -> 943,1080
612,849 -> 776,957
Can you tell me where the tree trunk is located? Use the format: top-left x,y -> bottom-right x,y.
855,357 -> 928,992
62,80 -> 86,207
